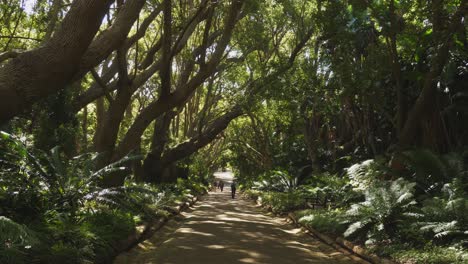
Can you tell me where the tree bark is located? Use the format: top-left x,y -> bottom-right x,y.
74,0 -> 147,79
388,0 -> 406,136
0,0 -> 113,123
159,0 -> 173,99
397,4 -> 465,149
43,0 -> 63,42
144,105 -> 243,183
113,0 -> 245,160
142,111 -> 176,182
162,106 -> 243,166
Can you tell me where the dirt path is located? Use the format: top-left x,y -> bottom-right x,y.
114,172 -> 366,264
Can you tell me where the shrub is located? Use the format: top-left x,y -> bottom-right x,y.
0,131 -> 142,221
375,244 -> 468,264
82,209 -> 135,262
37,213 -> 98,264
259,191 -> 307,214
417,178 -> 468,247
176,178 -> 208,196
83,209 -> 135,244
296,209 -> 347,235
346,159 -> 388,192
0,216 -> 39,264
243,189 -> 262,201
253,170 -> 299,192
400,149 -> 461,196
343,178 -> 419,245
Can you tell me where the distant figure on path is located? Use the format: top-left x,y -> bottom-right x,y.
231,181 -> 237,199
219,181 -> 224,192
212,180 -> 218,192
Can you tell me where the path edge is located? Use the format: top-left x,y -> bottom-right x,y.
242,192 -> 397,264
109,193 -> 203,263
287,212 -> 397,264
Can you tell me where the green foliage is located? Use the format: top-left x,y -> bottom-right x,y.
0,216 -> 39,264
0,132 -> 204,263
258,191 -> 307,214
0,131 -> 141,220
253,170 -> 299,192
175,177 -> 209,196
343,178 -> 418,245
39,214 -> 97,264
296,209 -> 347,235
417,179 -> 468,246
82,209 -> 135,262
400,150 -> 467,197
374,244 -> 468,264
346,159 -> 388,192
301,172 -> 363,208
243,189 -> 262,201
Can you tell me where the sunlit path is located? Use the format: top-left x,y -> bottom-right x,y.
114,171 -> 365,264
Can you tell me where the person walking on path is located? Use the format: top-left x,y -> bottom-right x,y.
231,181 -> 237,199
219,181 -> 224,192
212,180 -> 218,192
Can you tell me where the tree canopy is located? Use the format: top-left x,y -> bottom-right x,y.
0,0 -> 467,263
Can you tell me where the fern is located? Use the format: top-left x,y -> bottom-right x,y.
400,149 -> 466,196
343,178 -> 419,244
346,159 -> 388,191
253,170 -> 299,192
1,133 -> 144,219
0,216 -> 39,264
418,186 -> 468,246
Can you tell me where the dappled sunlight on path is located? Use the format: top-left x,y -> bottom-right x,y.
114,171 -> 363,264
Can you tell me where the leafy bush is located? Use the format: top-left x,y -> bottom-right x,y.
243,189 -> 262,201
175,178 -> 208,196
82,209 -> 135,262
417,179 -> 468,247
374,244 -> 468,264
259,191 -> 307,214
343,178 -> 419,245
0,132 -> 195,263
83,209 -> 135,243
296,209 -> 347,235
0,216 -> 39,264
38,213 -> 98,264
0,131 -> 141,221
253,170 -> 299,192
400,150 -> 467,198
346,159 -> 387,191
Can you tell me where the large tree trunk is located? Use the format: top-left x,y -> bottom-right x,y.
0,0 -> 113,123
161,106 -> 243,167
143,106 -> 243,183
397,4 -> 464,149
388,0 -> 406,136
142,112 -> 176,183
303,114 -> 322,173
112,0 -> 245,160
74,0 -> 147,80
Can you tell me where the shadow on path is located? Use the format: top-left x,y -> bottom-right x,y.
115,171 -> 362,264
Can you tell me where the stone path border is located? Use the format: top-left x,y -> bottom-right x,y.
287,213 -> 397,264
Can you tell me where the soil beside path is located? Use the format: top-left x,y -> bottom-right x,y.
114,171 -> 366,264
